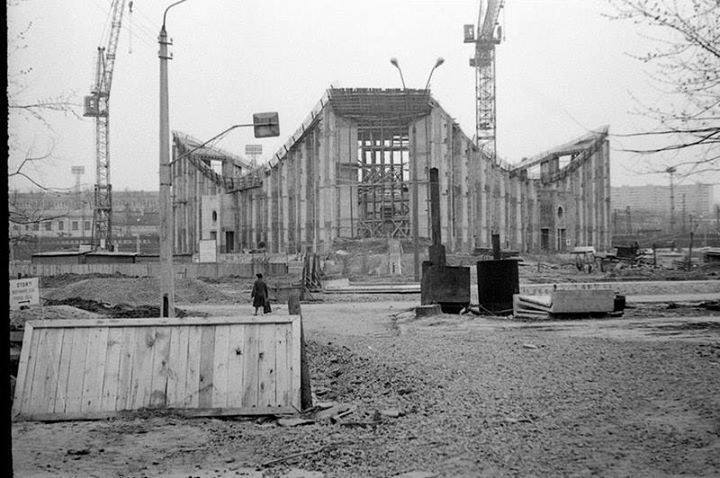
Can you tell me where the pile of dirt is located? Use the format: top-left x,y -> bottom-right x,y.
43,298 -> 193,319
10,305 -> 102,330
306,340 -> 431,406
40,273 -> 129,289
44,277 -> 237,306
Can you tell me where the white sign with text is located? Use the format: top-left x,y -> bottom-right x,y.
10,278 -> 40,310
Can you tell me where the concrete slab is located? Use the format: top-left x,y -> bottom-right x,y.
550,289 -> 615,314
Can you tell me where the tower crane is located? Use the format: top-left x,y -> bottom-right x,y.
83,0 -> 128,250
464,0 -> 504,160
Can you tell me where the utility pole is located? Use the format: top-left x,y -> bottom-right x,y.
666,166 -> 676,233
681,194 -> 687,232
625,206 -> 631,234
158,0 -> 188,318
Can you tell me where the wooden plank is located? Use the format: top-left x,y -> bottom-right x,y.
12,324 -> 35,417
16,405 -> 296,422
149,326 -> 172,408
24,328 -> 48,415
81,327 -> 109,413
35,328 -> 65,414
26,316 -> 297,329
53,327 -> 75,414
184,325 -> 201,408
129,327 -> 156,409
100,327 -> 124,411
166,325 -> 189,408
197,325 -> 216,409
242,324 -> 259,408
115,327 -> 136,411
291,317 -> 302,410
211,325 -> 231,408
225,325 -> 245,408
274,323 -> 289,407
257,323 -> 276,408
64,328 -> 90,415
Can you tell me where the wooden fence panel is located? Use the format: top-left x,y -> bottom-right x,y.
12,316 -> 301,421
10,261 -> 272,279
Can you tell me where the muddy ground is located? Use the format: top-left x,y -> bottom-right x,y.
11,274 -> 720,477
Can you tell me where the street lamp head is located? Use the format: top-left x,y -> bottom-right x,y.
425,56 -> 446,90
389,57 -> 406,90
162,0 -> 189,29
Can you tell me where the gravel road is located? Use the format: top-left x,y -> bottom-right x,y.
12,301 -> 720,477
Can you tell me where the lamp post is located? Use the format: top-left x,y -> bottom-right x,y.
389,57 -> 445,282
666,166 -> 677,233
159,0 -> 189,318
390,58 -> 407,90
424,57 -> 445,90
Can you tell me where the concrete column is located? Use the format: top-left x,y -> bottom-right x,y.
261,169 -> 274,246
337,117 -> 353,238
460,141 -> 470,251
278,159 -> 291,253
479,157 -> 488,247
299,140 -> 307,249
317,114 -> 328,250
413,117 -> 430,239
499,175 -> 506,244
604,140 -> 612,249
515,178 -> 522,251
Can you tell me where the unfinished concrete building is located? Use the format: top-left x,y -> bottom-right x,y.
170,88 -> 611,256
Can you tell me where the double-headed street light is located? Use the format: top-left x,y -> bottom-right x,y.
388,57 -> 445,282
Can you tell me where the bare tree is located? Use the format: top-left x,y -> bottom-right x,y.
7,0 -> 82,225
609,0 -> 720,178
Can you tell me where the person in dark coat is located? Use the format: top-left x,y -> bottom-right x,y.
251,273 -> 269,316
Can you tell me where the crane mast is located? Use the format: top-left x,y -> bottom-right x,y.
83,0 -> 127,250
464,0 -> 504,161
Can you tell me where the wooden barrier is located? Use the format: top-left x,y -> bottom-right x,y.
9,262 -> 261,279
12,316 -> 301,421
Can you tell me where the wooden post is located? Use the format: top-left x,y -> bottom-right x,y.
652,243 -> 657,268
492,233 -> 501,260
289,293 -> 312,410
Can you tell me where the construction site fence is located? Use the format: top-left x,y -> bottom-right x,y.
8,261 -> 292,280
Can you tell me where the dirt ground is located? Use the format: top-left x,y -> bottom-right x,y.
11,274 -> 720,478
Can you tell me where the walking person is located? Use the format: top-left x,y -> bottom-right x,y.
251,273 -> 269,316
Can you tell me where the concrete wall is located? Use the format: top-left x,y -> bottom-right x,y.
171,89 -> 612,255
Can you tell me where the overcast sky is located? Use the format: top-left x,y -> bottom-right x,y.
7,0 -> 719,195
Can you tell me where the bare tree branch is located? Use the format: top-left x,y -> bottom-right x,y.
608,0 -> 720,178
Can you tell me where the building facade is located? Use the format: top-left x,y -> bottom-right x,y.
170,88 -> 612,255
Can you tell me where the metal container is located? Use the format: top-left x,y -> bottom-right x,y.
476,259 -> 519,314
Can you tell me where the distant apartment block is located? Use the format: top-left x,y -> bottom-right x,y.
612,184 -> 717,215
8,190 -> 160,259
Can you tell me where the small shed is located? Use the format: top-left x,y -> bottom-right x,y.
84,252 -> 138,264
703,248 -> 720,263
